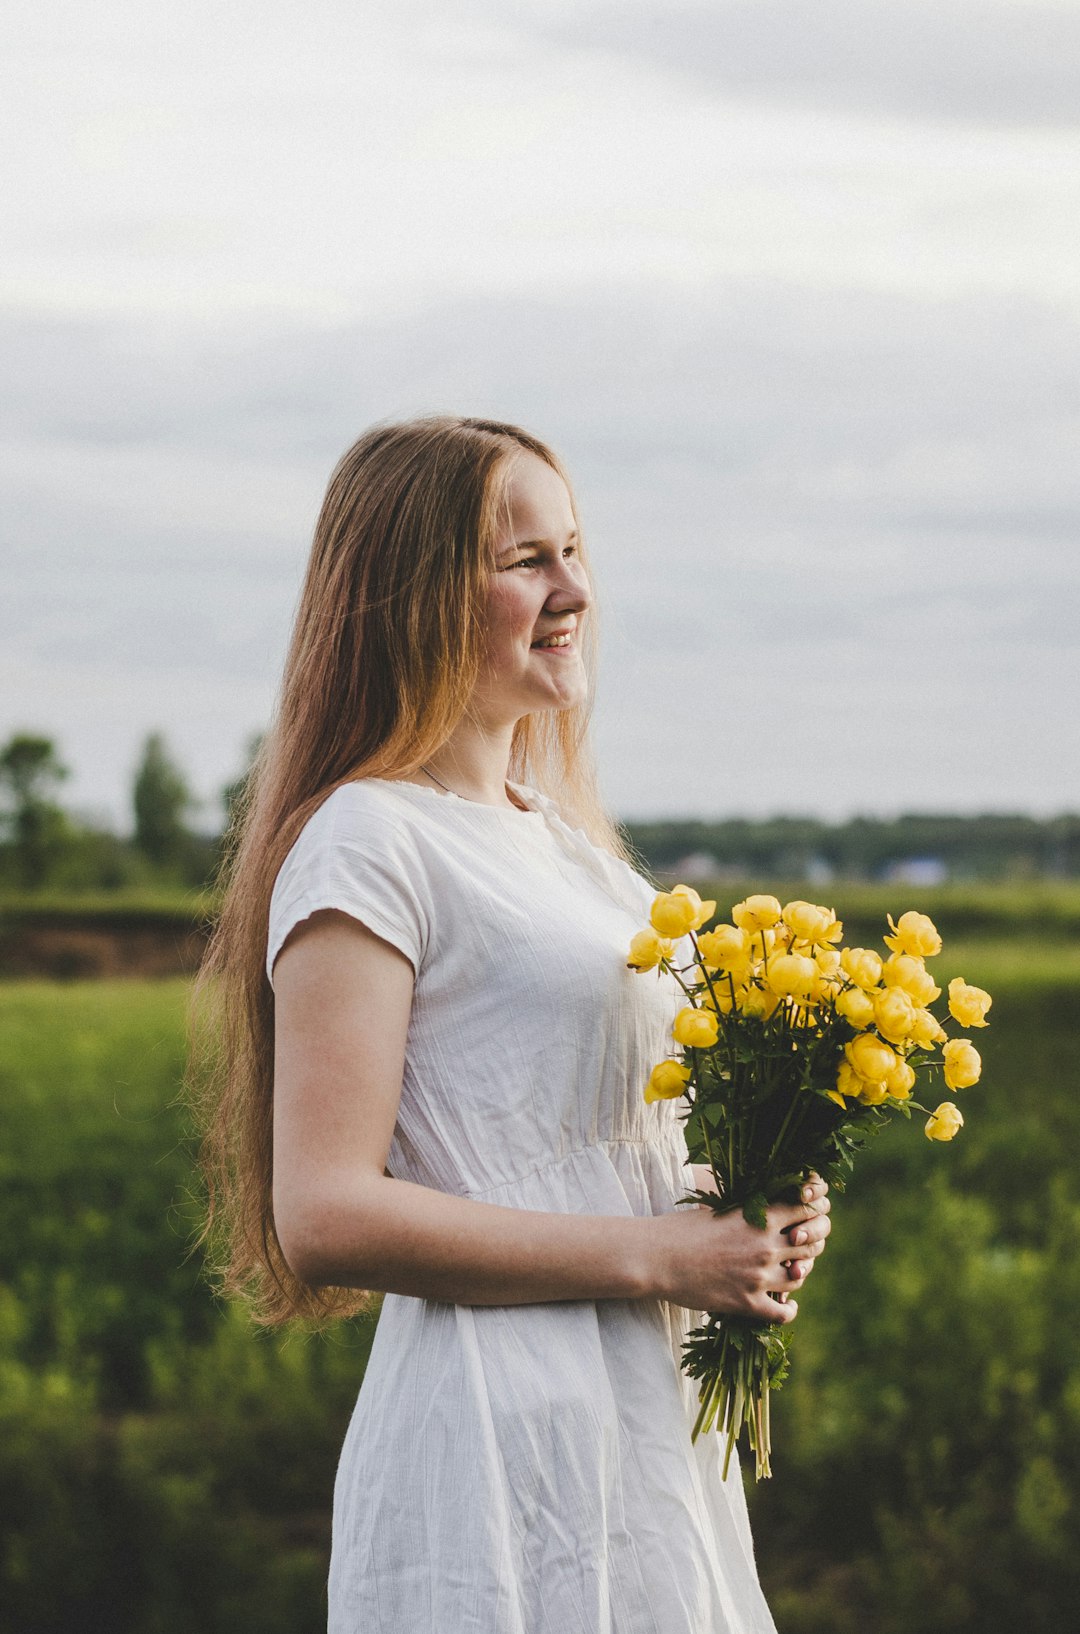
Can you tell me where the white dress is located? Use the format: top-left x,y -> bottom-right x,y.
266,777 -> 778,1634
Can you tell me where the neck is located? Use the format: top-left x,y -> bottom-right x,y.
421,720 -> 518,807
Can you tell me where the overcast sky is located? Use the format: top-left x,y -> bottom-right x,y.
4,0 -> 1079,828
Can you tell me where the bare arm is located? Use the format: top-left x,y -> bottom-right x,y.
271,911 -> 829,1319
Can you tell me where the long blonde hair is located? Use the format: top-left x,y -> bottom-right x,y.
185,414 -> 635,1325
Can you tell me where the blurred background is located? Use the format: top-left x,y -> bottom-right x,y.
2,3 -> 1078,1630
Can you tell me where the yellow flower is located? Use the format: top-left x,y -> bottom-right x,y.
732,894 -> 783,932
696,924 -> 751,972
840,947 -> 883,990
943,1038 -> 982,1090
884,1058 -> 916,1100
650,891 -> 698,938
782,900 -> 844,946
814,948 -> 842,978
884,911 -> 942,958
873,985 -> 917,1045
675,882 -> 716,927
910,1007 -> 948,1050
650,884 -> 715,937
882,953 -> 941,1006
925,1101 -> 964,1141
837,986 -> 876,1029
626,929 -> 674,971
644,1060 -> 692,1103
834,1061 -> 865,1101
845,1032 -> 898,1083
834,1058 -> 887,1106
765,952 -> 819,998
947,977 -> 992,1029
672,1006 -> 720,1049
740,983 -> 781,1020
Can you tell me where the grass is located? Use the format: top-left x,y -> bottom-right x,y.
0,891 -> 217,923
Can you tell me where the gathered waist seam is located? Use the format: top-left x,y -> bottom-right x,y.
463,1130 -> 688,1202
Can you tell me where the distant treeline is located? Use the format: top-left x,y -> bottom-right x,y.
1,729 -> 1076,893
621,811 -> 1080,884
0,729 -> 254,895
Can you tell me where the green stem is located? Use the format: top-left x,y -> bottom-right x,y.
766,1089 -> 800,1171
692,1373 -> 717,1441
699,1115 -> 718,1186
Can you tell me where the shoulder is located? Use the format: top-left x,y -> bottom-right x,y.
273,781 -> 430,890
288,778 -> 427,847
266,781 -> 433,988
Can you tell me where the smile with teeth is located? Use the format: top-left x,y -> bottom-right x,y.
532,632 -> 573,649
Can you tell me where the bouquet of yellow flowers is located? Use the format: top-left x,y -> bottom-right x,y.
627,887 -> 992,1480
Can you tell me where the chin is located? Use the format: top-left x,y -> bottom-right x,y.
538,686 -> 587,714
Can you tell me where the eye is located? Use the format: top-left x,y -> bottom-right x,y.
497,543 -> 578,571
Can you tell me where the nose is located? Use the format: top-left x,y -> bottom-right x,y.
545,552 -> 592,614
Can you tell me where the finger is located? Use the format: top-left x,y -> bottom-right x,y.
785,1238 -> 828,1272
776,1235 -> 820,1269
774,1201 -> 827,1238
788,1214 -> 831,1248
769,1202 -> 817,1234
780,1238 -> 815,1265
753,1292 -> 798,1324
770,1247 -> 813,1289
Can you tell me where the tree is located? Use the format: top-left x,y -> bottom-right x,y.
132,733 -> 195,869
221,731 -> 266,835
0,733 -> 72,888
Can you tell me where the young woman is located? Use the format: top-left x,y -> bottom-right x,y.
191,414 -> 831,1633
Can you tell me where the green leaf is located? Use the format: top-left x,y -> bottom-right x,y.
742,1192 -> 769,1230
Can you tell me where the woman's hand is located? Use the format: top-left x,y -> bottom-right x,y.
646,1177 -> 831,1324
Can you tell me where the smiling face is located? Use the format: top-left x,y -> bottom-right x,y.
468,449 -> 593,729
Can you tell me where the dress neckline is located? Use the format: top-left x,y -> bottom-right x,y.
356,776 -> 546,819
347,776 -> 653,918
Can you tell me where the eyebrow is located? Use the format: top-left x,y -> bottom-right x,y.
497,529 -> 579,557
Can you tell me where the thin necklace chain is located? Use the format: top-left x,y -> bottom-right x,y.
420,763 -> 525,812
419,763 -> 455,795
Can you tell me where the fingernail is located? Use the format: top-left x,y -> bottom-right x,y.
802,1186 -> 814,1201
793,1229 -> 808,1245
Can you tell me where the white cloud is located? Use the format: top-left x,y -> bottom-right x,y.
522,0 -> 1080,128
5,1 -> 1079,320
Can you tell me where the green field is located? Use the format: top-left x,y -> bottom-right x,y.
1,920 -> 1078,1631
0,980 -> 378,1634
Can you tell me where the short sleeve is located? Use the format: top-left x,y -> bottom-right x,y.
265,787 -> 430,989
